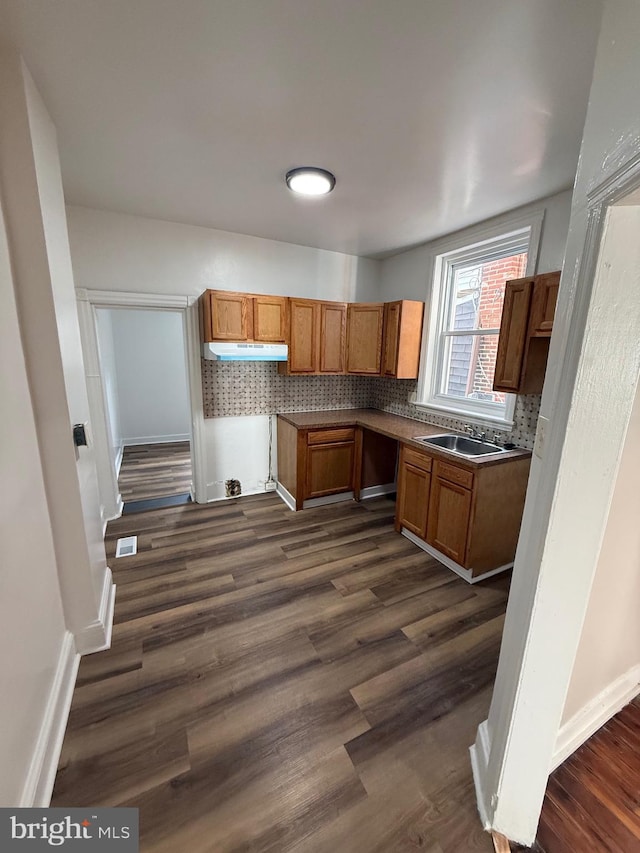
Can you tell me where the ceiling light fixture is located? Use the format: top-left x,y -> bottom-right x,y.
285,167 -> 336,196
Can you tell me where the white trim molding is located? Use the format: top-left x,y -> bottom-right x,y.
276,482 -> 297,512
551,665 -> 640,771
19,631 -> 80,807
76,289 -> 207,508
75,568 -> 116,655
474,139 -> 640,846
401,528 -> 512,584
122,433 -> 190,446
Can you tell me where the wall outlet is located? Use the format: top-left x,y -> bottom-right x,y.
534,415 -> 549,459
265,479 -> 277,492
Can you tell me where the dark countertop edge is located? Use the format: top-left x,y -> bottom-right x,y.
277,408 -> 531,469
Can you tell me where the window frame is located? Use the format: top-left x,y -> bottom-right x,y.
415,210 -> 544,426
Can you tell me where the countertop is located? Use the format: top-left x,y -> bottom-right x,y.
277,408 -> 531,469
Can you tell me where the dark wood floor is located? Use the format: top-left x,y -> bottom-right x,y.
119,442 -> 192,503
52,492 -> 511,852
537,696 -> 640,852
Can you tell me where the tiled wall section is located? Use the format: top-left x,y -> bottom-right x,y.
201,361 -> 371,418
368,378 -> 540,450
202,361 -> 540,449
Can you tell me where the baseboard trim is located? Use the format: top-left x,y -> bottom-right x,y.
303,491 -> 354,509
122,434 -> 190,446
551,664 -> 640,770
359,483 -> 396,500
401,528 -> 512,584
20,631 -> 80,807
75,568 -> 116,655
276,483 -> 297,512
115,443 -> 124,477
470,719 -> 492,830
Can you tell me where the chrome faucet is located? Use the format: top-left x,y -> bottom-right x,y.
464,423 -> 486,441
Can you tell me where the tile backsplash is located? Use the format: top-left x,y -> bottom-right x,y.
201,361 -> 370,418
201,361 -> 540,449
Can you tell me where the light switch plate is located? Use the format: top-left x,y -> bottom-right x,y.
534,415 -> 549,459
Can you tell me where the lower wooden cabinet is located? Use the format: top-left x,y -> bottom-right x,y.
277,418 -> 357,509
426,468 -> 473,564
395,446 -> 432,539
395,443 -> 531,576
306,440 -> 355,498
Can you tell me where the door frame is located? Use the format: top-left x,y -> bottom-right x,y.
472,144 -> 640,844
76,288 -> 206,520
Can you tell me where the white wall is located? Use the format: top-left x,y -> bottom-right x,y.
0,48 -> 115,803
108,308 -> 190,445
0,181 -> 68,807
67,205 -> 381,502
474,0 -> 640,843
67,204 -> 381,301
560,376 -> 640,723
95,309 -> 122,469
378,189 -> 572,301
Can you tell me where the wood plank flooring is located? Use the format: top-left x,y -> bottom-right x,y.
52,492 -> 512,852
537,696 -> 640,852
118,442 -> 192,502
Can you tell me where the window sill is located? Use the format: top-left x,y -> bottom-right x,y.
412,399 -> 515,429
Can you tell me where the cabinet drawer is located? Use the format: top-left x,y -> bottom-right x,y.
307,427 -> 355,445
435,460 -> 474,490
403,445 -> 432,472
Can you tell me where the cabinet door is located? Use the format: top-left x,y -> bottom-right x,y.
528,272 -> 560,337
306,441 -> 355,498
253,296 -> 287,342
493,278 -> 533,392
319,302 -> 346,373
427,474 -> 472,565
396,459 -> 431,539
346,303 -> 384,374
209,291 -> 250,341
382,302 -> 401,376
289,299 -> 318,373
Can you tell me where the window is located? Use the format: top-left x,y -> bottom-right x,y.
418,219 -> 541,425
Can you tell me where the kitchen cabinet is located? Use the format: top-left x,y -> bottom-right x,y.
394,442 -> 531,577
493,271 -> 561,394
201,289 -> 287,343
306,428 -> 356,498
426,461 -> 473,564
281,298 -> 347,375
276,418 -> 357,509
319,302 -> 347,373
382,300 -> 425,379
395,445 -> 432,539
288,298 -> 318,373
252,295 -> 288,342
346,303 -> 384,374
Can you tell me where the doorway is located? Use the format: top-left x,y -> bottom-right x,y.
76,289 -> 205,523
95,307 -> 192,512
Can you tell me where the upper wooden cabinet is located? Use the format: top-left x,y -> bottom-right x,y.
493,271 -> 561,395
382,300 -> 424,379
283,298 -> 346,375
201,289 -> 287,343
346,303 -> 384,374
288,298 -> 318,373
252,295 -> 288,342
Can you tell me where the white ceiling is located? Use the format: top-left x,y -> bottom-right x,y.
0,0 -> 603,258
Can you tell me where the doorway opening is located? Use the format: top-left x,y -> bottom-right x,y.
95,306 -> 192,514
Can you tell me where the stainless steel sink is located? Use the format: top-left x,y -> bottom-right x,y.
414,433 -> 507,457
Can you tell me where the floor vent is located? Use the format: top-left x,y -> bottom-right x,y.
115,535 -> 138,558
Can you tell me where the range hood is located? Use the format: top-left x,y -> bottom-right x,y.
203,342 -> 288,362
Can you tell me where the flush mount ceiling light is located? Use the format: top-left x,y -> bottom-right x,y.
285,167 -> 336,196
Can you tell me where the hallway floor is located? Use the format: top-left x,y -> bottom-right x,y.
537,695 -> 640,852
118,441 -> 191,503
52,493 -> 511,852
